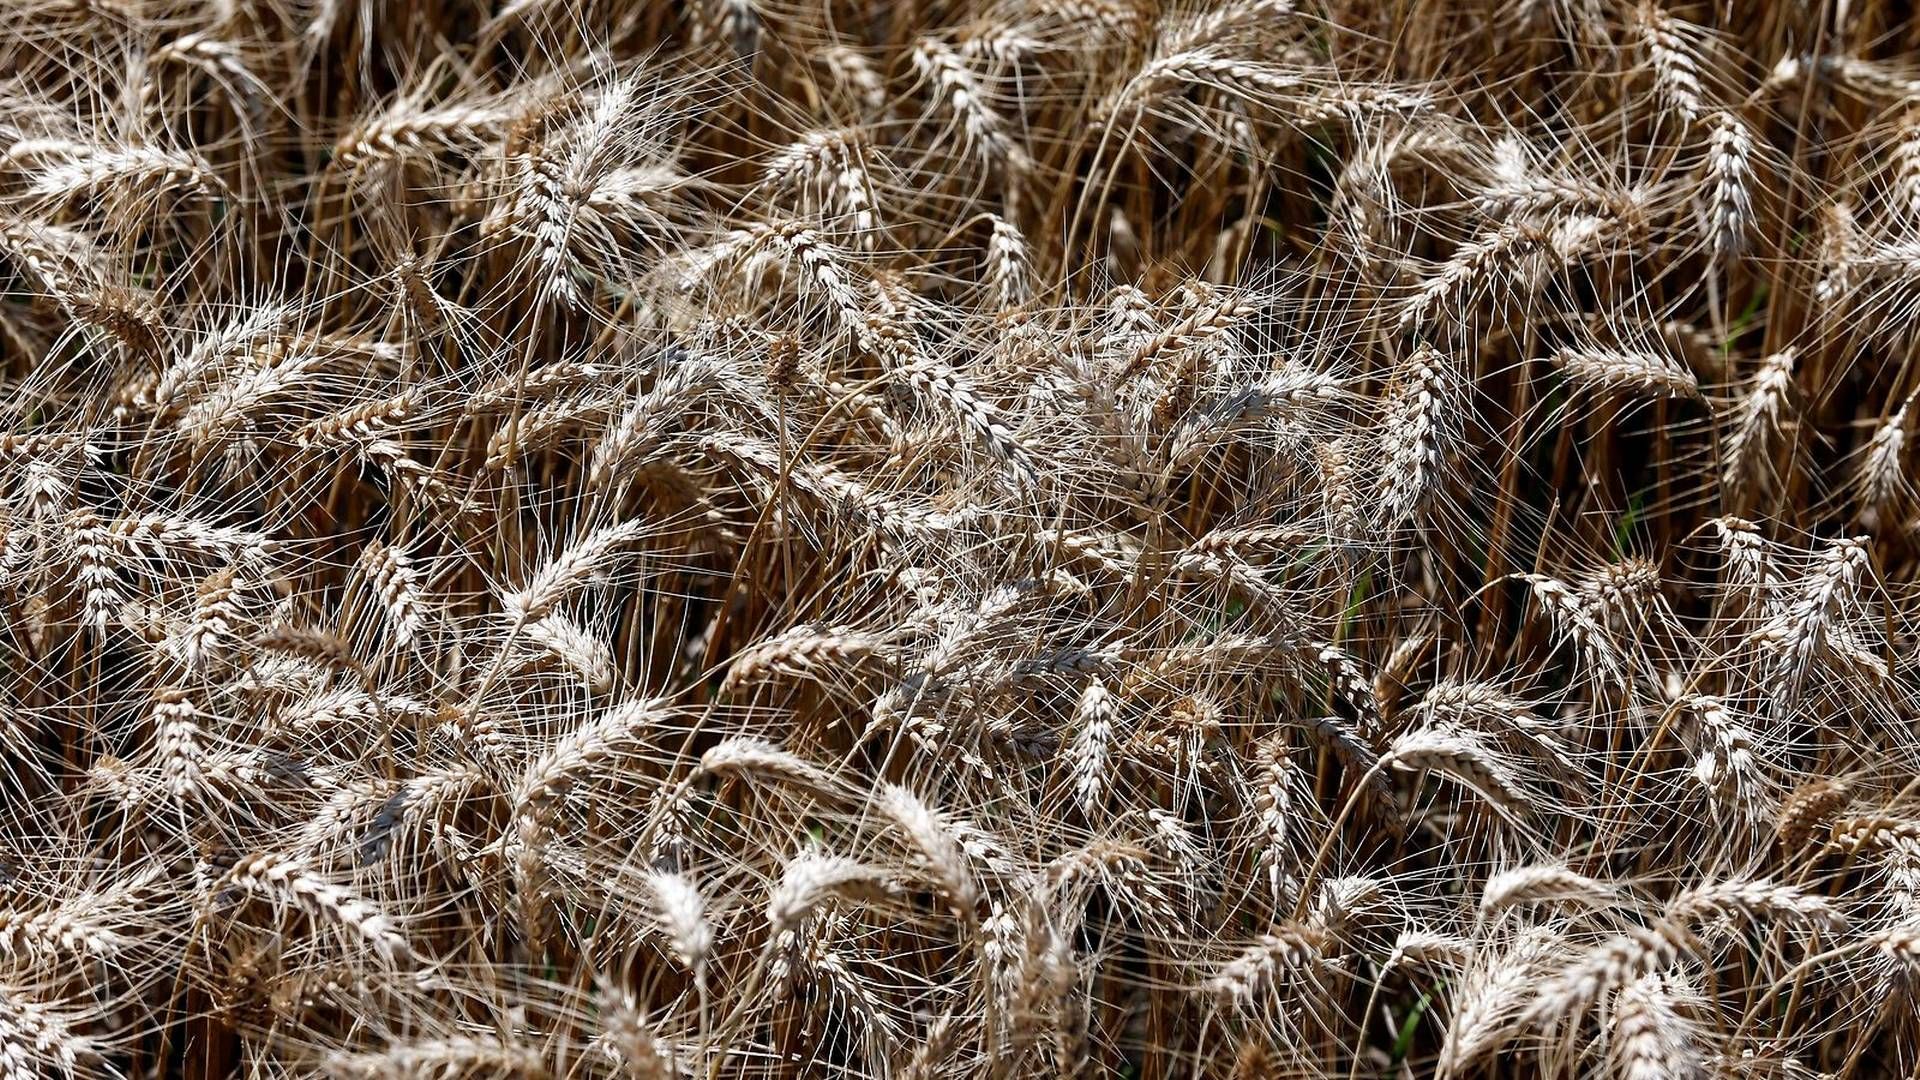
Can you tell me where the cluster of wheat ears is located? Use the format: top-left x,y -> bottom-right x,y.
10,0 -> 1920,1076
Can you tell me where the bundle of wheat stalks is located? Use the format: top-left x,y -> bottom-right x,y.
8,0 -> 1920,1076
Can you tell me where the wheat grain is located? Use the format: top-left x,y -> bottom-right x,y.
7,4 -> 1920,1077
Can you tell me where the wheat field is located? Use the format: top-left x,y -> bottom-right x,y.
3,0 -> 1920,1076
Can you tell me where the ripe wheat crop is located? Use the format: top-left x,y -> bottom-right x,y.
3,0 -> 1920,1077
